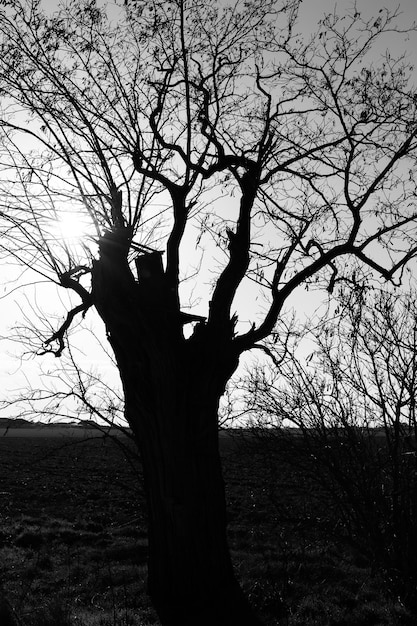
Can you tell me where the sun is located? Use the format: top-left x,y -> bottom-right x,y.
59,213 -> 85,240
53,209 -> 92,245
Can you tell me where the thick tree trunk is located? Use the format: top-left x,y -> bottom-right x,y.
120,345 -> 263,625
91,230 -> 263,626
136,400 -> 260,626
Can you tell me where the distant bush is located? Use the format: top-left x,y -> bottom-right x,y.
245,288 -> 417,612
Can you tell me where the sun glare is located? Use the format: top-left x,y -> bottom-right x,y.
53,210 -> 91,245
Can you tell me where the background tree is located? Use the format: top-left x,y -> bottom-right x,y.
243,286 -> 417,610
0,0 -> 416,624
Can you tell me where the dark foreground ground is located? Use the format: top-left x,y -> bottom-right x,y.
0,430 -> 413,626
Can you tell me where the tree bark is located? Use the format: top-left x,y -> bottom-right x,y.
131,386 -> 261,626
91,230 -> 263,626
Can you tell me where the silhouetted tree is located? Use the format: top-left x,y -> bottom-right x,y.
0,1 -> 416,623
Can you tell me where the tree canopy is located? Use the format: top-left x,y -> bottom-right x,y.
0,0 -> 416,358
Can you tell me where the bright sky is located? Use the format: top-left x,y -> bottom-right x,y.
0,0 -> 416,423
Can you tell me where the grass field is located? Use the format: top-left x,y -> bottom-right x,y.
0,430 -> 414,625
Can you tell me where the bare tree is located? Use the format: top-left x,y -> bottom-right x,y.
244,286 -> 417,610
0,0 -> 416,623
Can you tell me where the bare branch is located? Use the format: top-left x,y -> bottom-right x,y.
40,302 -> 91,357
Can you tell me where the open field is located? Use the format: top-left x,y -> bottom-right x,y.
0,430 -> 414,625
0,428 -> 105,438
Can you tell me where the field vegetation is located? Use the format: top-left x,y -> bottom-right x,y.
0,431 -> 413,626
